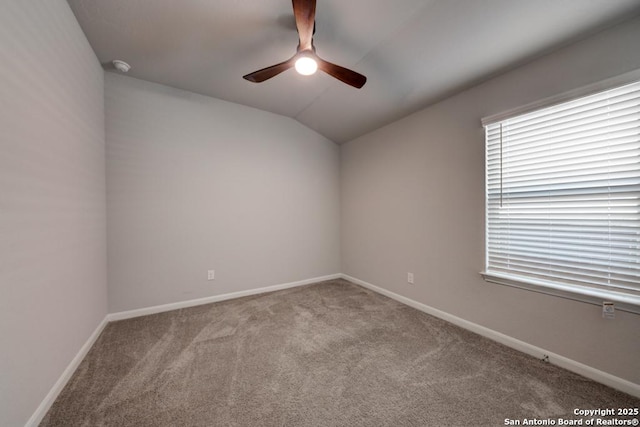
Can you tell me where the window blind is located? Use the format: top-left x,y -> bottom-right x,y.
485,81 -> 640,300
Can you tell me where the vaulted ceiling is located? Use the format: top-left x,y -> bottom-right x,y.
67,0 -> 640,143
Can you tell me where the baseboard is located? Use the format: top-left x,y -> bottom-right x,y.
29,272 -> 637,427
341,274 -> 640,398
107,273 -> 342,322
27,273 -> 341,425
25,315 -> 110,427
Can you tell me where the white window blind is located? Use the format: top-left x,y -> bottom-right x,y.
484,81 -> 640,304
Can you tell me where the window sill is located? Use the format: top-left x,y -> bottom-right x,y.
480,271 -> 640,315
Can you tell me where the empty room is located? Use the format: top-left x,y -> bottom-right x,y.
2,0 -> 640,425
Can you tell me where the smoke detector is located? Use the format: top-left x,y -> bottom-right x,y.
112,60 -> 131,73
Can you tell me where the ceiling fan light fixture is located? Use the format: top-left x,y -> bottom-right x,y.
294,56 -> 317,76
242,0 -> 366,88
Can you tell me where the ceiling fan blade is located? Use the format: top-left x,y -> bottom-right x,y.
317,57 -> 367,89
243,57 -> 296,83
292,0 -> 316,51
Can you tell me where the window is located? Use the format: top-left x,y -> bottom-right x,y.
482,80 -> 640,312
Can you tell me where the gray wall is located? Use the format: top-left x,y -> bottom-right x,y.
341,16 -> 640,384
3,4 -> 639,424
0,1 -> 107,426
106,74 -> 340,312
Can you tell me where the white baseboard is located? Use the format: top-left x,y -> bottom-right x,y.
107,273 -> 342,322
27,273 -> 341,426
26,316 -> 110,427
341,274 -> 640,398
28,271 -> 638,426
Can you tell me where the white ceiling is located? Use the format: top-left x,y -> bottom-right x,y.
67,0 -> 640,143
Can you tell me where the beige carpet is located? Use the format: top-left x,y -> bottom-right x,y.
41,279 -> 639,426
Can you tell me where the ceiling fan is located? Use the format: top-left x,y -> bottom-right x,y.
243,0 -> 367,89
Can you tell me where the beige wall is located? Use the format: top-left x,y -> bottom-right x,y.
106,74 -> 341,312
341,16 -> 640,384
0,1 -> 107,425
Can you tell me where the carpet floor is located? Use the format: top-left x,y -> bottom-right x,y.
41,279 -> 639,426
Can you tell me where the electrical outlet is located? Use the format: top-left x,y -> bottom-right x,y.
207,270 -> 215,280
602,302 -> 615,319
407,272 -> 414,284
